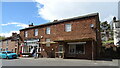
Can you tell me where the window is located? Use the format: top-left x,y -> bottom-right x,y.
46,27 -> 50,34
76,44 -> 84,54
69,44 -> 85,54
34,29 -> 38,36
2,52 -> 6,54
69,44 -> 76,54
65,24 -> 72,32
25,31 -> 28,37
58,45 -> 63,52
115,22 -> 120,28
6,40 -> 8,46
12,49 -> 14,52
46,39 -> 50,47
6,48 -> 8,51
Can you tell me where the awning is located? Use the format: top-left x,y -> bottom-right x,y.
39,41 -> 57,44
67,42 -> 86,45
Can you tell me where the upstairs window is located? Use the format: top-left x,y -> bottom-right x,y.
34,29 -> 38,36
46,27 -> 50,34
65,24 -> 72,32
6,40 -> 8,46
25,31 -> 28,37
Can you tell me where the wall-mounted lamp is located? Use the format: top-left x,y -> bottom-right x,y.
52,48 -> 54,51
43,49 -> 45,51
41,36 -> 43,39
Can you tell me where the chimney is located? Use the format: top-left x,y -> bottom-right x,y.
29,23 -> 34,27
12,33 -> 17,36
53,20 -> 58,22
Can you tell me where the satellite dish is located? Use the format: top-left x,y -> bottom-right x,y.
90,24 -> 94,28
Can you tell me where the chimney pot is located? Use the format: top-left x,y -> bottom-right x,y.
29,23 -> 34,27
12,33 -> 17,36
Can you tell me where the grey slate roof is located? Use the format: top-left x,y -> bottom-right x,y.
20,13 -> 99,31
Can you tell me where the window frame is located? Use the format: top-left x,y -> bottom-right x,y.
69,44 -> 85,54
34,29 -> 38,36
65,24 -> 72,32
24,31 -> 28,37
46,27 -> 51,34
6,40 -> 8,46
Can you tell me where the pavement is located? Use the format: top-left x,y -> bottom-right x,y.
1,57 -> 119,66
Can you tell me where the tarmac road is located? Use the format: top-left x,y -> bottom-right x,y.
1,57 -> 119,66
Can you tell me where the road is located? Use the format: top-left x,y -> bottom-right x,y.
1,57 -> 119,66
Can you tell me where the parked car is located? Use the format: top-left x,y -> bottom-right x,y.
0,51 -> 18,59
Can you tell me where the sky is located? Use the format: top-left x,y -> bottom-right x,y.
0,0 -> 119,37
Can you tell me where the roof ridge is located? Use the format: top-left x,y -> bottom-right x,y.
20,13 -> 99,31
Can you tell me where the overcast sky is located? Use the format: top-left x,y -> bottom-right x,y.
0,0 -> 119,37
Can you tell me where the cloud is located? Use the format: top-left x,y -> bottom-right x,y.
35,0 -> 118,22
36,0 -> 90,21
0,31 -> 19,37
0,22 -> 28,28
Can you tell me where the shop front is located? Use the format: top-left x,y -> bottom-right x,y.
55,38 -> 97,59
21,39 -> 40,57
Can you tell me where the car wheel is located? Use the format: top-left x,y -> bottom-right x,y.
6,56 -> 9,59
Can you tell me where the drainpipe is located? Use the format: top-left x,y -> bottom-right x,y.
92,40 -> 94,60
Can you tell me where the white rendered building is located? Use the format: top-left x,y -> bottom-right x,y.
113,17 -> 120,46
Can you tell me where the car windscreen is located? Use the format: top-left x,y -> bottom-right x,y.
7,52 -> 13,53
2,52 -> 6,54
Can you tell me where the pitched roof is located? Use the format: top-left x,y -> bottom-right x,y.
1,34 -> 20,41
20,13 -> 99,31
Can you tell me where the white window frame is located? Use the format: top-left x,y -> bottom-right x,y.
34,29 -> 38,36
46,27 -> 50,34
65,24 -> 72,32
25,31 -> 28,37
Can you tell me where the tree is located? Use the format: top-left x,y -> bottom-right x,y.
0,36 -> 5,40
100,21 -> 113,41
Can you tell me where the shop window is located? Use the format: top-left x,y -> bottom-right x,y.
69,44 -> 85,54
6,48 -> 8,51
65,24 -> 72,32
69,44 -> 76,54
46,27 -> 50,34
76,44 -> 84,54
34,29 -> 38,36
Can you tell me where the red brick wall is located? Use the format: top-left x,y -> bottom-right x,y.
19,15 -> 101,59
20,16 -> 99,42
2,40 -> 18,53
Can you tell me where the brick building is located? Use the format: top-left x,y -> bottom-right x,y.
19,13 -> 101,59
1,33 -> 21,54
